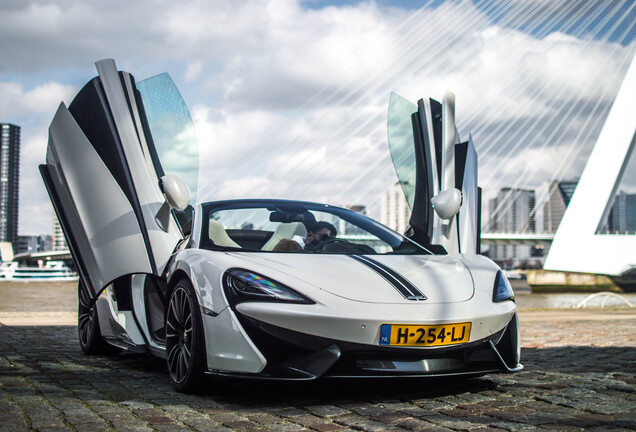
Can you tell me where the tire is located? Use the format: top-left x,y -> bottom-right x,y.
78,280 -> 120,355
165,278 -> 206,393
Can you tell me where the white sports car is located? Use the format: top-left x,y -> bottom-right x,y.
40,60 -> 521,393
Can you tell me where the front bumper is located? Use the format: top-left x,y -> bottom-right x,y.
207,310 -> 522,380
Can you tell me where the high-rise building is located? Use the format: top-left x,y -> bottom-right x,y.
604,191 -> 636,234
340,205 -> 367,236
16,234 -> 53,255
539,180 -> 578,233
320,204 -> 369,236
380,182 -> 411,234
0,124 -> 20,248
487,188 -> 536,264
52,212 -> 68,250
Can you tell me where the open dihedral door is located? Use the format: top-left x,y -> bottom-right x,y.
40,60 -> 193,299
387,92 -> 481,255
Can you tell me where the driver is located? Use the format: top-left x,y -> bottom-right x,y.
293,221 -> 337,250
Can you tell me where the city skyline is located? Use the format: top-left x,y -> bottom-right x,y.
1,1 -> 635,235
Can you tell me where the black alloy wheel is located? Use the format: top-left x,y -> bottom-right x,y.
165,278 -> 205,393
78,280 -> 119,355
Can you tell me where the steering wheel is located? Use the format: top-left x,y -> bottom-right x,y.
314,238 -> 376,254
314,238 -> 349,252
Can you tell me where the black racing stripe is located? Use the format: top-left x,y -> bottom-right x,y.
355,256 -> 426,301
351,255 -> 412,298
359,256 -> 427,300
350,255 -> 427,301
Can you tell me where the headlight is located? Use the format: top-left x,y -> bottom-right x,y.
493,271 -> 515,303
224,269 -> 314,306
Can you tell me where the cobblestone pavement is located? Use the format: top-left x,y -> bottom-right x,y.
0,312 -> 634,432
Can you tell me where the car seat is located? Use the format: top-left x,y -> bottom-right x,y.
261,222 -> 307,251
208,220 -> 241,248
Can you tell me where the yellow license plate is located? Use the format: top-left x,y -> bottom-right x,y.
379,322 -> 471,347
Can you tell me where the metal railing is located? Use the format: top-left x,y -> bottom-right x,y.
575,292 -> 634,309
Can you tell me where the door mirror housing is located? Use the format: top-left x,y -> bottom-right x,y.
431,188 -> 462,220
160,175 -> 190,211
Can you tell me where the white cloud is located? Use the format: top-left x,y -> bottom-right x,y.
0,81 -> 76,119
184,62 -> 204,82
1,0 -> 634,235
0,81 -> 77,234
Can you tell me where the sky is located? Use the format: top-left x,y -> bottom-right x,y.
1,0 -> 635,235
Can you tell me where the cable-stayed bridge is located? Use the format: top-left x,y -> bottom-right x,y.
14,1 -> 636,287
197,0 -> 636,217
192,2 -> 635,263
481,233 -> 554,247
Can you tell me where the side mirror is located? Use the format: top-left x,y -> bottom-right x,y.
160,175 -> 190,211
431,188 -> 462,220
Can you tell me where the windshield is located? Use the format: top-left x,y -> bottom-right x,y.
200,201 -> 431,255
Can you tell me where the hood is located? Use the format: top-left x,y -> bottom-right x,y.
226,253 -> 474,304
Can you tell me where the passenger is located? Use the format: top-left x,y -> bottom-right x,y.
293,221 -> 337,250
272,239 -> 303,252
